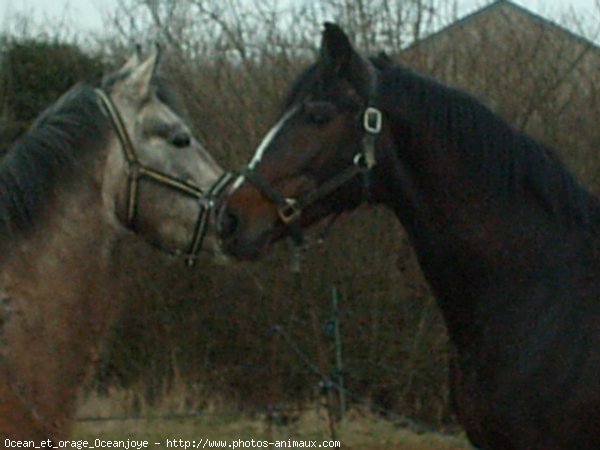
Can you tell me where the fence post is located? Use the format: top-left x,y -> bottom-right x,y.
332,285 -> 346,420
309,304 -> 337,440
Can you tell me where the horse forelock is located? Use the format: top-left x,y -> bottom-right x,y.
102,69 -> 190,122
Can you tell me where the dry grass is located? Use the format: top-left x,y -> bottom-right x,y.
73,391 -> 470,450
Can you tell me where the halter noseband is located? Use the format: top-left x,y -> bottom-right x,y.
239,98 -> 382,247
95,89 -> 232,266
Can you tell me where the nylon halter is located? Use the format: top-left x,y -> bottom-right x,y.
239,101 -> 383,247
95,89 -> 232,266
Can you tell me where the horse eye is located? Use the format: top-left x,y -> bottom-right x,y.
169,131 -> 191,148
304,103 -> 336,126
307,111 -> 332,126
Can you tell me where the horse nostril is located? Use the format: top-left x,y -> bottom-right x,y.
219,206 -> 239,240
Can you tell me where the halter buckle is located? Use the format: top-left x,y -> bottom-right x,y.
353,152 -> 371,171
278,198 -> 301,224
363,107 -> 382,134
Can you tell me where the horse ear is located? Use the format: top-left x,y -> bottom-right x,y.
119,44 -> 143,73
125,46 -> 161,99
374,51 -> 393,66
320,22 -> 355,71
320,23 -> 372,99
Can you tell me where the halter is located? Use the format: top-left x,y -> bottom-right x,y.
95,89 -> 232,266
239,99 -> 382,247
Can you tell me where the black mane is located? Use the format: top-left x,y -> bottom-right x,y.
381,63 -> 600,231
0,84 -> 110,241
285,57 -> 600,232
0,65 -> 188,246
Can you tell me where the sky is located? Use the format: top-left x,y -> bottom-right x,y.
0,0 -> 599,37
0,0 -> 114,34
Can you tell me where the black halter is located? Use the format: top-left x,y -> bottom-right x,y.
239,103 -> 382,247
95,89 -> 232,266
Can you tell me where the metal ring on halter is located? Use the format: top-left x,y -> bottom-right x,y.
278,198 -> 302,224
363,107 -> 383,134
353,152 -> 371,171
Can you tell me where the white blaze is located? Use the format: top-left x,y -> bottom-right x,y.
231,106 -> 298,191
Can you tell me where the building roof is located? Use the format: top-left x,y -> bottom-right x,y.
406,0 -> 600,53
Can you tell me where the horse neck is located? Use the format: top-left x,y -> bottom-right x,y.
377,114 -> 600,348
0,143 -> 124,438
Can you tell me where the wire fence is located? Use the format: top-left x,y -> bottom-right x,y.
77,285 -> 450,441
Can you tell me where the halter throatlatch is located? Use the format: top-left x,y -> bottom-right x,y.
95,88 -> 232,266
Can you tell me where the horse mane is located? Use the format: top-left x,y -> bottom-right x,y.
0,64 -> 190,247
284,56 -> 600,232
378,63 -> 600,231
0,83 -> 110,241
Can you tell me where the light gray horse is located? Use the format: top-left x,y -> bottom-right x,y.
0,49 -> 226,441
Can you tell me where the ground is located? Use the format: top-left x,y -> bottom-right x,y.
73,393 -> 470,450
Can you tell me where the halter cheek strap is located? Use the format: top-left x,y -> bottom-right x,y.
95,88 -> 232,266
184,171 -> 233,265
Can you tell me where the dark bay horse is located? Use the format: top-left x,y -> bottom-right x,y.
218,23 -> 600,449
0,49 -> 228,441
